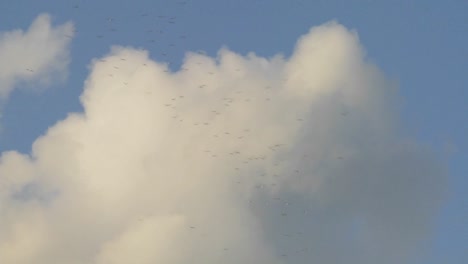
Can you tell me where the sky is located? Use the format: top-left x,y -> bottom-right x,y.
0,0 -> 466,263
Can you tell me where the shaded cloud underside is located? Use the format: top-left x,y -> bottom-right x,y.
0,16 -> 446,264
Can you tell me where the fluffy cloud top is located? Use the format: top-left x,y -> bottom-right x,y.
0,21 -> 446,264
0,13 -> 73,99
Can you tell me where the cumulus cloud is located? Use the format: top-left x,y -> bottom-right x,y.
0,13 -> 74,99
0,21 -> 446,264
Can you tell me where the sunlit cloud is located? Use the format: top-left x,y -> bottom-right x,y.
0,20 -> 446,264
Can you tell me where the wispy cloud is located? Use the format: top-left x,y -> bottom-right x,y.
0,13 -> 74,99
0,20 -> 446,264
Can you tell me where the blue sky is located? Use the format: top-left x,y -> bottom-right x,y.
0,0 -> 466,263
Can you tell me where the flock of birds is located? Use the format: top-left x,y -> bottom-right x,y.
13,2 -> 353,261
96,49 -> 351,259
70,1 -> 193,64
83,2 -> 350,258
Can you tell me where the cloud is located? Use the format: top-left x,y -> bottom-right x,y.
0,13 -> 74,99
0,21 -> 446,264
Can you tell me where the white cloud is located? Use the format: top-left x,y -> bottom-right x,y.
0,13 -> 74,99
0,21 -> 446,264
